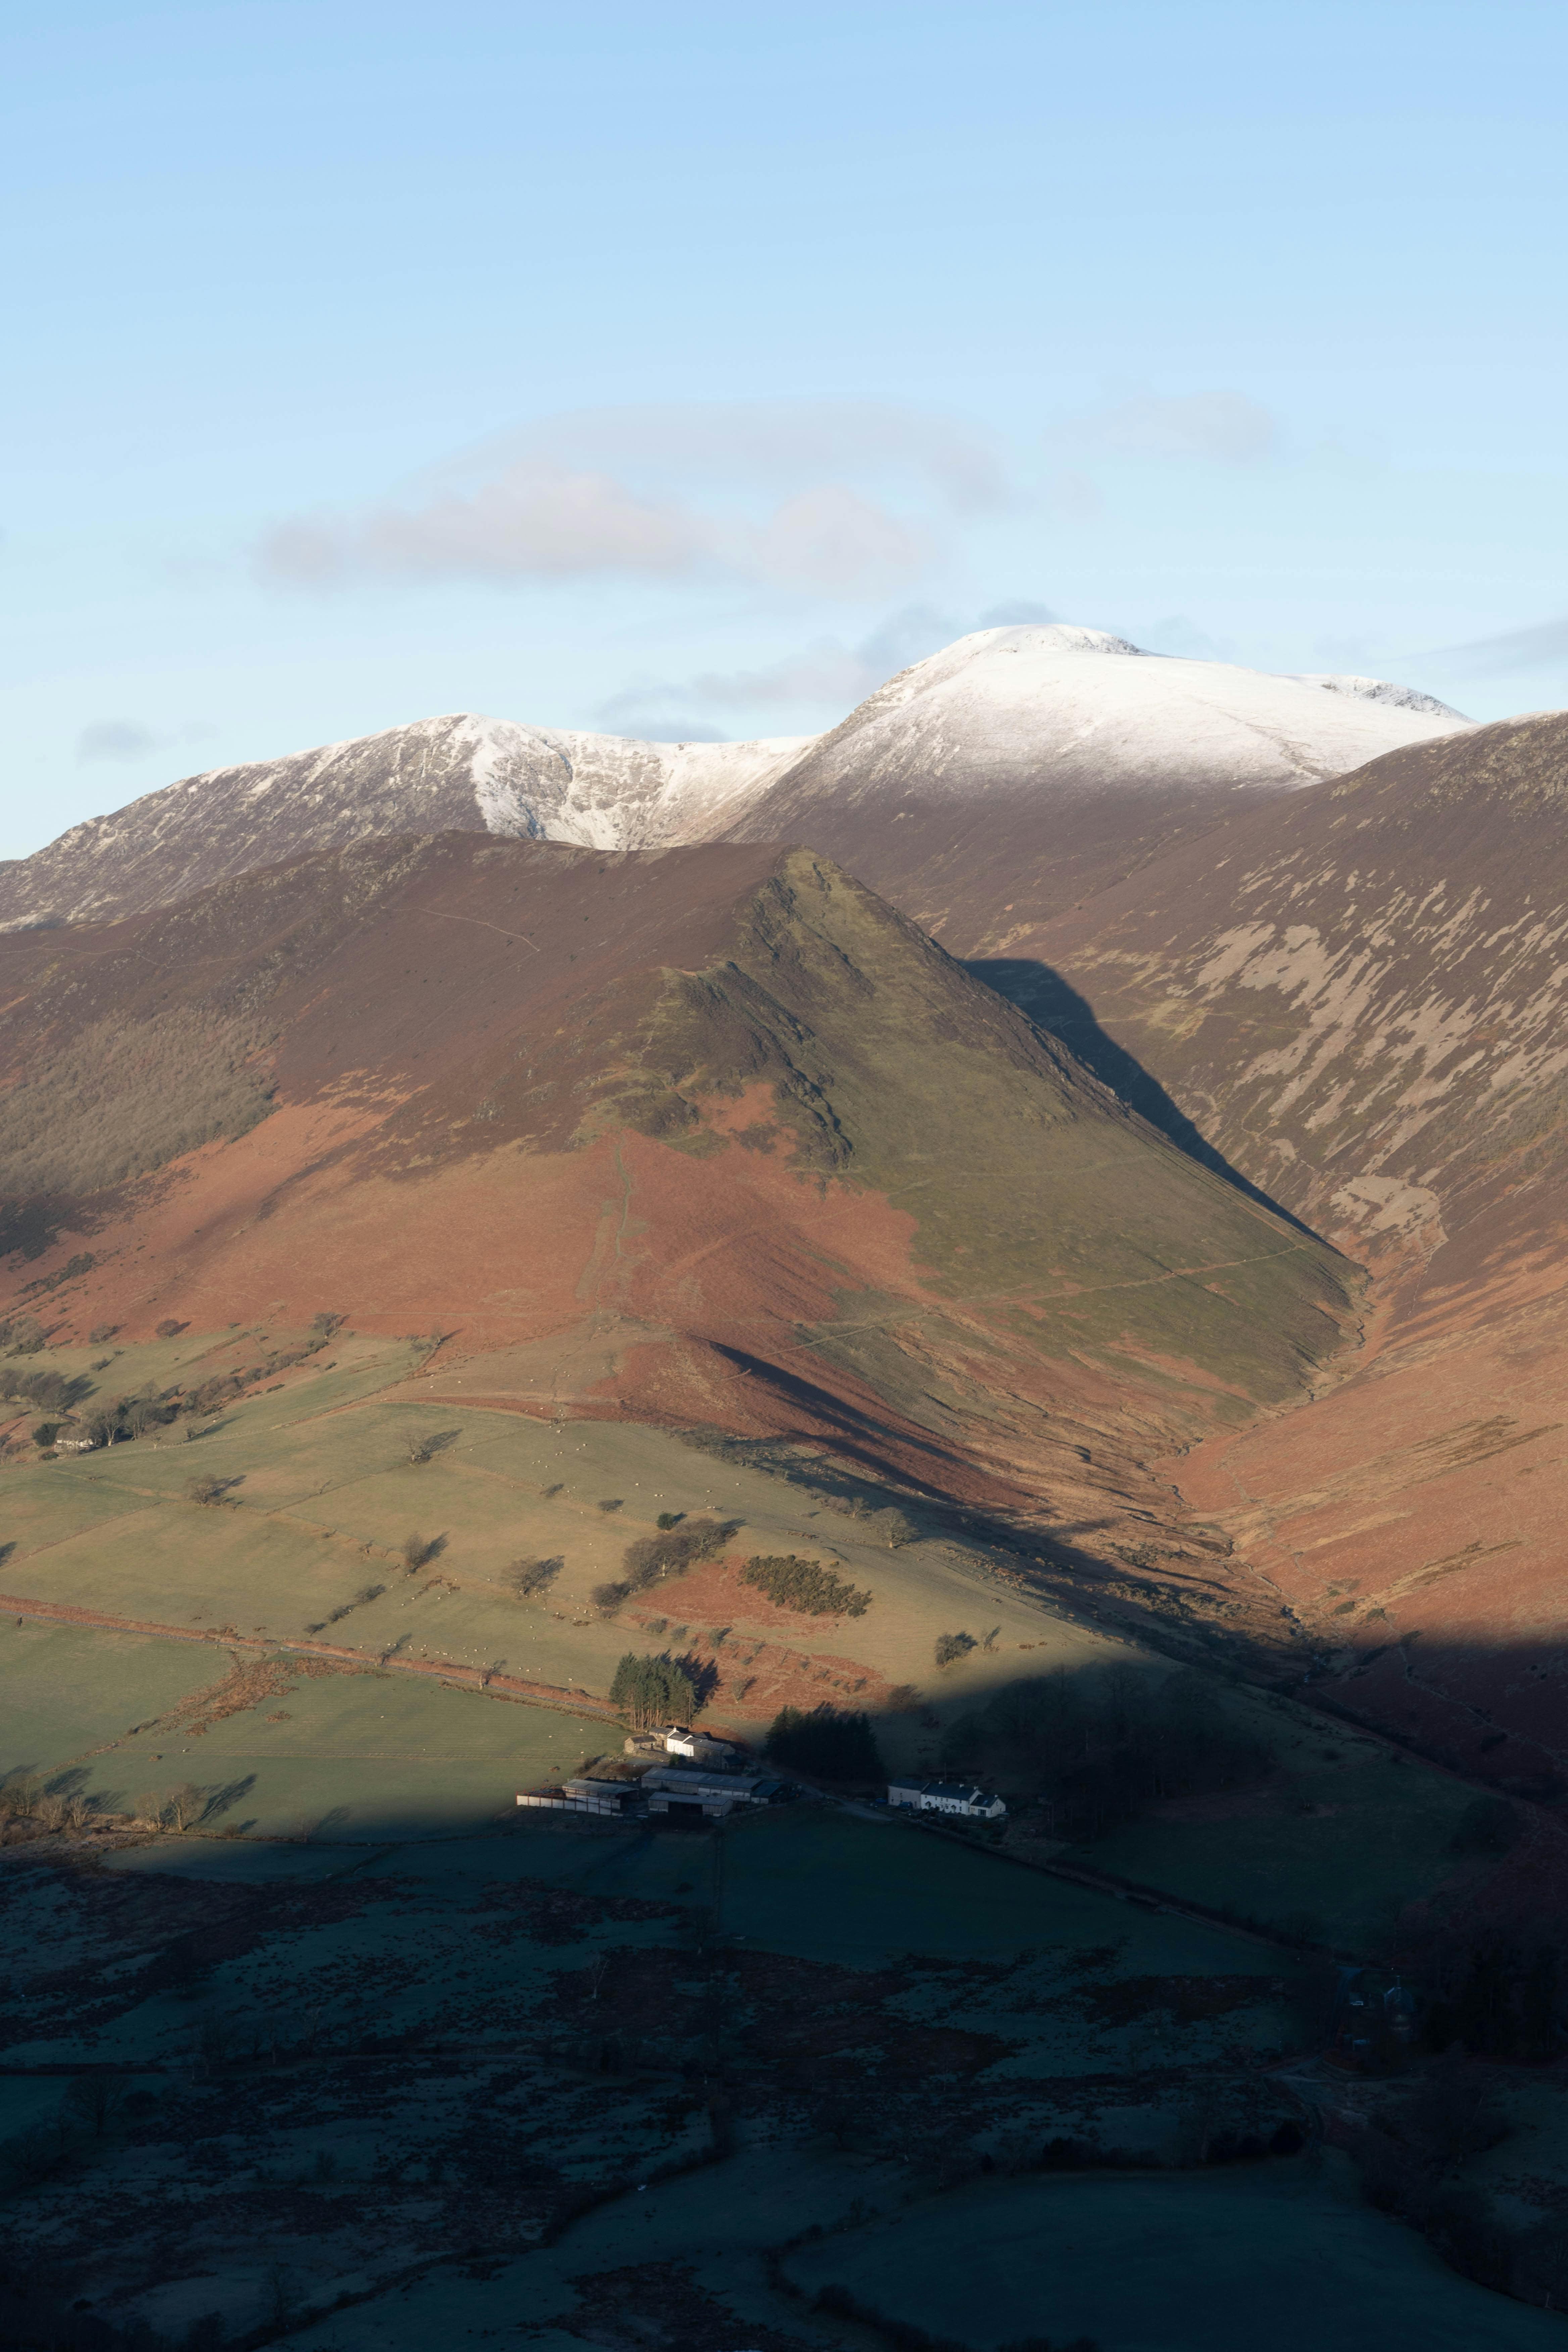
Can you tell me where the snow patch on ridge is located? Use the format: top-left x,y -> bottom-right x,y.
1295,674 -> 1468,721
0,625 -> 1472,931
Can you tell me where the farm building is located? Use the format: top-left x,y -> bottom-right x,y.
663,1725 -> 748,1766
887,1778 -> 1006,1821
516,1767 -> 791,1822
515,1777 -> 639,1819
641,1766 -> 790,1820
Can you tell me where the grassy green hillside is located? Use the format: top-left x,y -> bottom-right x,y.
0,1330 -> 1488,1951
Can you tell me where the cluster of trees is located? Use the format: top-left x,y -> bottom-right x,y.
9,1323 -> 351,1455
592,1516 -> 735,1615
610,1651 -> 698,1729
740,1554 -> 872,1617
1422,1938 -> 1561,2060
765,1704 -> 883,1783
92,1391 -> 184,1448
0,1365 -> 89,1414
1346,2048 -> 1542,2299
941,1666 -> 1270,1837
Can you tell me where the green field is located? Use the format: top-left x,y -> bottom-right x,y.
0,1327 -> 1554,2348
0,1618 -> 611,1842
1,1330 -> 1490,1950
1,1327 -> 1129,1753
780,2159 -> 1566,2351
1074,1688 -> 1480,1950
2,1797 -> 1561,2347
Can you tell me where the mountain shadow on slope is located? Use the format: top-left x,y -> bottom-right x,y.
966,958 -> 1324,1240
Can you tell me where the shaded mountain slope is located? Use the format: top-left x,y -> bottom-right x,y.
0,835 -> 1357,1643
1011,713 -> 1568,1783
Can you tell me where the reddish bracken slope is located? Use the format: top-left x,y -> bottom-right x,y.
1013,714 -> 1568,1788
0,834 -> 1355,1642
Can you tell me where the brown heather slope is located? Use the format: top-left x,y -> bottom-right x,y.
998,713 -> 1568,1786
0,833 -> 1357,1653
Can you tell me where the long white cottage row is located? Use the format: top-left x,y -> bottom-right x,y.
887,1779 -> 1006,1820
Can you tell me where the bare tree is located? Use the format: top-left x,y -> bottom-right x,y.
63,2073 -> 125,2139
505,1556 -> 563,1600
162,1782 -> 205,1832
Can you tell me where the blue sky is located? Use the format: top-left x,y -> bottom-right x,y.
4,0 -> 1565,857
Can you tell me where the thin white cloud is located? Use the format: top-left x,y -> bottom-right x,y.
1417,617 -> 1568,675
1046,469 -> 1106,523
598,603 -> 989,734
262,467 -> 705,587
442,399 -> 1010,511
259,464 -> 930,594
1052,390 -> 1278,465
78,718 -> 160,763
747,486 -> 929,593
77,718 -> 214,764
256,399 -> 1005,594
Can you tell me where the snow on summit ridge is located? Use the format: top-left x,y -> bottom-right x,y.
0,627 -> 1469,931
728,622 -> 1472,832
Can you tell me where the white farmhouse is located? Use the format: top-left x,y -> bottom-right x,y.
888,1778 -> 1006,1821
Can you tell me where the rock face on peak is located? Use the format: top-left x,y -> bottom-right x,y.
0,714 -> 810,932
1293,672 -> 1464,719
0,832 -> 1356,1641
1012,713 -> 1568,1786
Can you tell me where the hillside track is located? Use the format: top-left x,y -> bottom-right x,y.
0,1588 -> 622,1721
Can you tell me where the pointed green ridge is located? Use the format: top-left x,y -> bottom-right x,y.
607,848 -> 1359,1427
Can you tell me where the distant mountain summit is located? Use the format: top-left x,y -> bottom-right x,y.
0,714 -> 810,932
733,624 -> 1469,829
0,626 -> 1465,931
725,624 -> 1473,943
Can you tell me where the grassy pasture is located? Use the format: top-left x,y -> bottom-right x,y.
0,1620 -> 222,1775
780,2159 -> 1566,2350
1,1330 -> 1133,1736
0,1796 -> 1552,2348
113,1668 -> 609,1843
1074,1689 -> 1479,1951
0,1618 -> 609,1844
0,1330 -> 1504,1960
